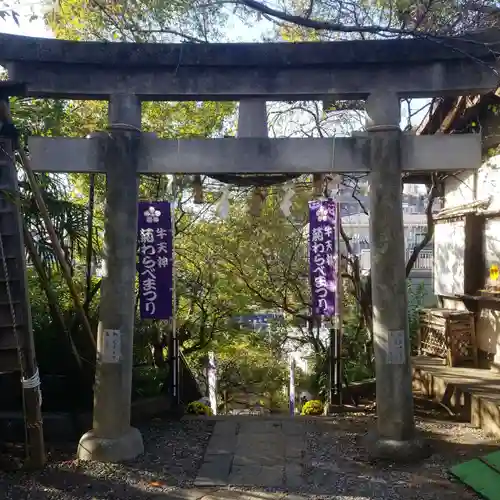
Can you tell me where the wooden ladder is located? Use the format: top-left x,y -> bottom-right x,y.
0,139 -> 33,373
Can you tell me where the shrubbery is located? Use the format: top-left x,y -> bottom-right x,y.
300,399 -> 324,416
186,401 -> 213,415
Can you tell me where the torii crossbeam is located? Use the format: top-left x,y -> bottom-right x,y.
0,31 -> 499,99
28,133 -> 479,175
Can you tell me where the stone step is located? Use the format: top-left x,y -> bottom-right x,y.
195,418 -> 307,489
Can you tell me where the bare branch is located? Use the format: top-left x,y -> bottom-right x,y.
238,0 -> 426,36
405,175 -> 439,276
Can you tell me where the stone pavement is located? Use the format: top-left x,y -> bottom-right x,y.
194,418 -> 306,489
155,489 -> 309,500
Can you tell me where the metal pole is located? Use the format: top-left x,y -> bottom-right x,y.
327,190 -> 343,407
335,200 -> 343,403
169,201 -> 180,407
328,200 -> 342,406
329,321 -> 335,406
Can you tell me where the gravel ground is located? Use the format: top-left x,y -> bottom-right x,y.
303,398 -> 499,499
0,398 -> 498,499
0,419 -> 215,499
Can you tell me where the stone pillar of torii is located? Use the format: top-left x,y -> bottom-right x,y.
77,95 -> 144,461
27,94 -> 480,462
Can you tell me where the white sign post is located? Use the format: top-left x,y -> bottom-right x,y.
207,351 -> 217,415
289,357 -> 296,416
101,329 -> 121,364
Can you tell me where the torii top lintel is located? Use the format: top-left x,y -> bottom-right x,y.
1,30 -> 500,100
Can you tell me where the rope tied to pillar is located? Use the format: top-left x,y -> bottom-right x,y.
105,123 -> 142,133
21,368 -> 42,407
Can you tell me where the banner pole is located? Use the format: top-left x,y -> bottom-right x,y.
171,201 -> 179,407
335,200 -> 343,405
329,199 -> 341,407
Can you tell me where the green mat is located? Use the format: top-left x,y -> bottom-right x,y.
450,452 -> 500,500
481,450 -> 500,474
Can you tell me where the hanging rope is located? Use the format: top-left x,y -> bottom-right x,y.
209,173 -> 301,187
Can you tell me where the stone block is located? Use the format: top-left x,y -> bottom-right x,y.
229,465 -> 284,487
285,463 -> 306,489
205,435 -> 237,456
194,454 -> 232,487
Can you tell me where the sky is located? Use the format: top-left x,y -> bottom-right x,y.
0,0 -> 429,136
0,1 -> 52,37
0,0 -> 271,40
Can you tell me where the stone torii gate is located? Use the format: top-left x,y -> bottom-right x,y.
0,32 -> 489,462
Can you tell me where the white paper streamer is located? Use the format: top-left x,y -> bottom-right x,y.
216,187 -> 230,219
327,174 -> 342,197
280,182 -> 295,216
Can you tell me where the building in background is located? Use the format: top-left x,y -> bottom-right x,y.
418,89 -> 500,370
337,181 -> 439,305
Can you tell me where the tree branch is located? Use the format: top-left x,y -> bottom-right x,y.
239,0 -> 422,36
405,176 -> 438,276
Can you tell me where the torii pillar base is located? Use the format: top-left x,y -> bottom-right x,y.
363,431 -> 431,463
77,427 -> 144,462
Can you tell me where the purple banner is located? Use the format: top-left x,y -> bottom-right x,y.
308,199 -> 337,317
137,201 -> 174,320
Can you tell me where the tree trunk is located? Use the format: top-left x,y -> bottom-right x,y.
343,178 -> 438,372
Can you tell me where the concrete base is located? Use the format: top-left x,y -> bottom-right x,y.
364,430 -> 432,463
77,426 -> 144,462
